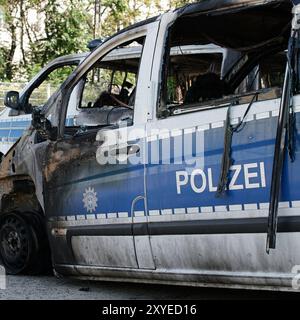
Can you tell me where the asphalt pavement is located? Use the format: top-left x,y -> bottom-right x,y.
0,275 -> 300,300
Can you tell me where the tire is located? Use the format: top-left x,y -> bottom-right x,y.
0,212 -> 51,275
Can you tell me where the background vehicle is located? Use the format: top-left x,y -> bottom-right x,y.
0,54 -> 85,155
0,0 -> 298,291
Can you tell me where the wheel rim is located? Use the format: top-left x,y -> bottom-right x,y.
0,215 -> 31,272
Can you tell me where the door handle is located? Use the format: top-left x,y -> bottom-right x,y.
127,145 -> 140,156
110,144 -> 140,158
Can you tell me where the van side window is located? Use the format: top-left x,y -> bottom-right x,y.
65,37 -> 145,132
164,48 -> 224,107
81,68 -> 136,110
236,52 -> 286,95
158,21 -> 287,118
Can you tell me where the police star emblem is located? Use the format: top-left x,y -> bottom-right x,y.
83,187 -> 98,213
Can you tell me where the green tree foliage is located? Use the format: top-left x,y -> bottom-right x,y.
168,0 -> 194,9
26,0 -> 91,78
0,0 -> 19,81
0,48 -> 9,81
100,0 -> 128,35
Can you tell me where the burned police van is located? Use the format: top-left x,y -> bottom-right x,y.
0,0 -> 300,291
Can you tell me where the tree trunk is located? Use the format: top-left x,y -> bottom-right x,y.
5,24 -> 17,80
20,0 -> 27,66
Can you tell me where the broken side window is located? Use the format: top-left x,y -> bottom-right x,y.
159,43 -> 287,118
166,46 -> 224,106
236,51 -> 286,96
158,2 -> 291,118
64,38 -> 145,132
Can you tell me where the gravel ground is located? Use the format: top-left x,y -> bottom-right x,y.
0,275 -> 300,300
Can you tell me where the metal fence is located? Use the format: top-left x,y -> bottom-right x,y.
0,82 -> 55,111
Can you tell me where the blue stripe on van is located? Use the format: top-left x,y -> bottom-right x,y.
0,117 -> 74,145
0,129 -> 12,138
9,129 -> 26,137
0,120 -> 31,128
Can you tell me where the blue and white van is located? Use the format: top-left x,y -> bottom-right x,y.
0,54 -> 85,155
0,0 -> 298,292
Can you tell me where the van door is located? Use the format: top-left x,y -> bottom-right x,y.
145,23 -> 300,279
45,24 -> 158,270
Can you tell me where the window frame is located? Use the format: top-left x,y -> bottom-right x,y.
58,27 -> 153,137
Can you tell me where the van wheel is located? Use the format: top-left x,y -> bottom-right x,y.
0,212 -> 51,275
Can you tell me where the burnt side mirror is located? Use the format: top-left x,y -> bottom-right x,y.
4,91 -> 20,110
32,108 -> 58,141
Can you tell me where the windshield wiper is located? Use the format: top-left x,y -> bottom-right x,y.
216,92 -> 259,196
266,11 -> 300,252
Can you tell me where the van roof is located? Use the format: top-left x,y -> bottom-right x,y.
103,0 -> 291,42
176,0 -> 290,16
171,0 -> 292,51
